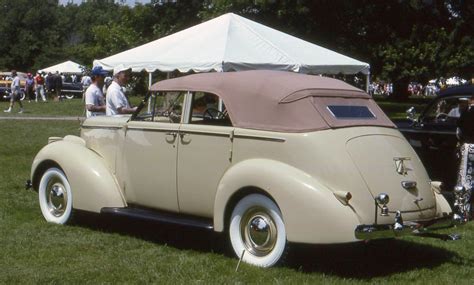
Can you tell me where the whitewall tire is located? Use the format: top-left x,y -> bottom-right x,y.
38,168 -> 73,224
229,194 -> 287,267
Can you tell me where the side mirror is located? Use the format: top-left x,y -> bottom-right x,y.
406,106 -> 417,122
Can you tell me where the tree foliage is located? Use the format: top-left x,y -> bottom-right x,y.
0,0 -> 471,99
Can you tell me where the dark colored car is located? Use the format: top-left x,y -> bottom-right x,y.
394,85 -> 474,190
60,82 -> 83,99
0,83 -> 26,101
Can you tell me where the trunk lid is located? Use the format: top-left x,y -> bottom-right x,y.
346,134 -> 436,219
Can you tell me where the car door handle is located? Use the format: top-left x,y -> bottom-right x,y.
180,133 -> 192,144
165,132 -> 177,143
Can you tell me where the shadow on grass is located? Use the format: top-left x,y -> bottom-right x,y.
73,211 -> 459,278
286,240 -> 459,278
73,211 -> 226,253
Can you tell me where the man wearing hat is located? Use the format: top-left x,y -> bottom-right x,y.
85,66 -> 108,118
106,65 -> 137,116
4,70 -> 24,113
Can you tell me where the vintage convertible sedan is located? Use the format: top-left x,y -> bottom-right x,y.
29,71 -> 464,267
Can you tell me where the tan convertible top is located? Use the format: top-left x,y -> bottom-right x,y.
150,70 -> 395,132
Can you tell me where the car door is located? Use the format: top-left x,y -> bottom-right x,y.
176,92 -> 234,218
118,91 -> 186,212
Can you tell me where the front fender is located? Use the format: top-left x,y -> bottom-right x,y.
214,159 -> 361,244
31,136 -> 126,213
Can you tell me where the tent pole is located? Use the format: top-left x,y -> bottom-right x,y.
147,72 -> 153,113
366,72 -> 371,95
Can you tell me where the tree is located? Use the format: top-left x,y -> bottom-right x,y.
0,0 -> 63,71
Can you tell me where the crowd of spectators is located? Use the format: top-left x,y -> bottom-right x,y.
369,77 -> 470,97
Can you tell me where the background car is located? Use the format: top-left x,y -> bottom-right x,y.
29,70 -> 459,268
0,71 -> 27,101
60,81 -> 83,99
394,85 -> 474,191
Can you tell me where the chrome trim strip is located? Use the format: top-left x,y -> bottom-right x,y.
127,127 -> 178,133
179,130 -> 231,137
233,134 -> 286,142
81,126 -> 121,130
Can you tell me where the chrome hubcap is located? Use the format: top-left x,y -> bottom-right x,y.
240,207 -> 277,256
46,180 -> 67,217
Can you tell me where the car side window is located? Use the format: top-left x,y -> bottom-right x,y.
133,91 -> 185,123
423,97 -> 469,124
189,92 -> 232,126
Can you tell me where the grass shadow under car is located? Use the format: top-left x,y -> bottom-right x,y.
72,211 -> 460,278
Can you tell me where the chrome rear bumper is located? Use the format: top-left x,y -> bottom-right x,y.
355,214 -> 457,240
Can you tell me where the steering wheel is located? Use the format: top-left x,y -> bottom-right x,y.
435,112 -> 448,122
203,108 -> 226,120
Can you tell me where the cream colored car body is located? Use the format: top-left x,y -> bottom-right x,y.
32,71 -> 460,267
31,115 -> 452,244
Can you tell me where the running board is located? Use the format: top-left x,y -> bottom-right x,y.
100,207 -> 214,230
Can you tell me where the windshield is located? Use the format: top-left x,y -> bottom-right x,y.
133,91 -> 185,123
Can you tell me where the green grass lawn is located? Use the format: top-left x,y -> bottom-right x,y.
0,98 -> 85,117
1,118 -> 474,283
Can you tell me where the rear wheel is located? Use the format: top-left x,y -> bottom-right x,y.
65,94 -> 75,100
229,194 -> 287,267
38,168 -> 74,224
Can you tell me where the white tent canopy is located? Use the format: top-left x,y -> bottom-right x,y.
93,13 -> 370,75
39,60 -> 85,74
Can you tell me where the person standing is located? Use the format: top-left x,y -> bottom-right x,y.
85,66 -> 108,118
34,72 -> 47,102
106,65 -> 137,115
456,95 -> 474,217
4,70 -> 24,113
81,72 -> 92,101
45,72 -> 53,97
25,73 -> 35,102
54,71 -> 63,101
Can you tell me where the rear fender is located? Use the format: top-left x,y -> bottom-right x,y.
214,159 -> 361,244
31,136 -> 126,213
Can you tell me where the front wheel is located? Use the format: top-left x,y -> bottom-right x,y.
229,194 -> 288,267
65,94 -> 75,100
38,168 -> 74,224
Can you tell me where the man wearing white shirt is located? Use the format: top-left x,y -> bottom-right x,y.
85,66 -> 108,118
4,70 -> 24,113
106,65 -> 137,115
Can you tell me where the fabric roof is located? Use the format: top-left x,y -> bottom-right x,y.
150,70 -> 393,132
39,60 -> 85,74
94,13 -> 369,75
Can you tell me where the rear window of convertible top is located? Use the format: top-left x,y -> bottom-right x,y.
326,105 -> 376,119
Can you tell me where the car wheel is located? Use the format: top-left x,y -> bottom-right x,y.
229,194 -> 287,267
65,94 -> 75,100
19,91 -> 26,101
38,168 -> 74,224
